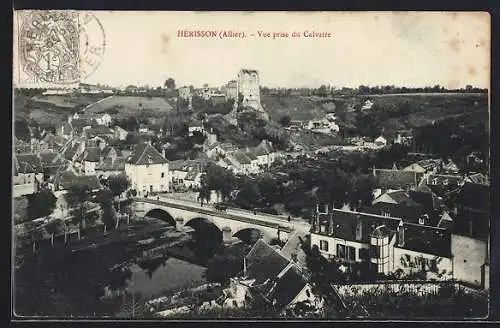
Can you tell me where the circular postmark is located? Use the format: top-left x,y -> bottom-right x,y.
78,12 -> 106,82
19,10 -> 105,84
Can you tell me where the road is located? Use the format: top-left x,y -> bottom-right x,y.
137,196 -> 311,234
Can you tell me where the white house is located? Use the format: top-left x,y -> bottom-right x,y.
253,139 -> 276,169
310,207 -> 457,281
183,168 -> 203,190
113,126 -> 129,141
125,143 -> 170,197
82,147 -> 100,175
95,113 -> 112,126
189,121 -> 205,137
374,136 -> 387,147
13,154 -> 44,197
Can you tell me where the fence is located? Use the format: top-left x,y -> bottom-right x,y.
334,280 -> 487,298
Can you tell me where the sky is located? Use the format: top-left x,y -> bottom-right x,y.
82,11 -> 490,89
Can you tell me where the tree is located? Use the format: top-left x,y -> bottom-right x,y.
236,181 -> 261,209
65,183 -> 92,230
96,188 -> 116,233
278,115 -> 292,127
27,189 -> 57,221
107,174 -> 131,213
164,77 -> 176,90
45,219 -> 62,248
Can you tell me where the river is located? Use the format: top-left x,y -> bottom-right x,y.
14,215 -> 220,318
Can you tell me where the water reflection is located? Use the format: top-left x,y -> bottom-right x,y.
125,258 -> 207,298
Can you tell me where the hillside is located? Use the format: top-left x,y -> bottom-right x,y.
14,93 -> 109,125
261,94 -> 336,121
84,96 -> 175,119
340,93 -> 488,137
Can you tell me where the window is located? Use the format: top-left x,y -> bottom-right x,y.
383,211 -> 390,217
398,227 -> 405,246
370,245 -> 380,258
418,217 -> 425,225
359,248 -> 368,260
347,246 -> 356,261
320,240 -> 329,251
337,244 -> 346,258
161,172 -> 165,178
443,179 -> 449,186
432,178 -> 438,185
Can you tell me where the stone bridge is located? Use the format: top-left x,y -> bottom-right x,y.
132,198 -> 296,244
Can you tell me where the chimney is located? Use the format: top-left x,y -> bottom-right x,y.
324,204 -> 329,214
162,147 -> 166,158
328,212 -> 334,235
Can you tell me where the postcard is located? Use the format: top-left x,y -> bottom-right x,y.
12,11 -> 490,320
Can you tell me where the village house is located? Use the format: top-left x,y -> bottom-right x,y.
368,187 -> 443,226
55,121 -> 74,138
52,170 -> 102,193
189,121 -> 205,137
393,130 -> 413,146
178,86 -> 191,100
95,113 -> 112,126
94,146 -> 125,178
125,143 -> 170,197
361,99 -> 374,110
374,136 -> 388,147
372,167 -> 422,194
253,139 -> 277,169
82,147 -> 101,175
183,168 -> 203,190
13,154 -> 44,197
241,240 -> 324,315
309,206 -> 489,288
113,125 -> 129,141
85,125 -> 115,140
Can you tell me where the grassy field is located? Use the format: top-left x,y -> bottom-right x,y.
14,94 -> 107,124
84,96 -> 175,119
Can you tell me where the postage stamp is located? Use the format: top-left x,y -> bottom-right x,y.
14,10 -> 105,88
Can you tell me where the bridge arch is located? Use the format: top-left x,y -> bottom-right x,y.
232,227 -> 268,245
144,208 -> 176,226
184,216 -> 224,232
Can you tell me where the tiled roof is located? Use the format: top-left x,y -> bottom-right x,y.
185,168 -> 201,181
232,151 -> 252,165
466,173 -> 489,185
426,174 -> 463,187
245,239 -> 290,285
55,171 -> 101,190
456,182 -> 490,213
86,125 -> 114,136
397,222 -> 451,258
71,118 -> 92,129
254,140 -> 275,157
246,152 -> 258,161
267,265 -> 307,311
313,209 -> 401,244
373,169 -> 420,190
15,153 -> 44,174
96,157 -> 126,171
126,143 -> 168,165
64,143 -> 80,160
385,190 -> 420,207
84,147 -> 101,162
370,225 -> 394,238
437,211 -> 454,230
